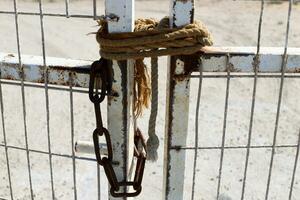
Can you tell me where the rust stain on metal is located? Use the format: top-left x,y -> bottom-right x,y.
107,87 -> 119,105
6,53 -> 15,57
0,75 -> 15,81
228,63 -> 241,72
2,62 -> 19,68
50,65 -> 90,74
286,67 -> 300,73
117,60 -> 129,185
173,74 -> 188,82
173,145 -> 182,152
172,53 -> 202,80
175,0 -> 189,2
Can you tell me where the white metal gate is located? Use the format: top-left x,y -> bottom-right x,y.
1,0 -> 300,199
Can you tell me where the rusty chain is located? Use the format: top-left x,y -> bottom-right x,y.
89,58 -> 146,198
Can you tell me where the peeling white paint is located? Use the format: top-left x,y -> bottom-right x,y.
163,1 -> 194,199
173,0 -> 193,27
175,59 -> 185,74
105,0 -> 135,199
1,47 -> 300,88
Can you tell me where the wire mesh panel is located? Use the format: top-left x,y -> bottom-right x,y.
0,0 -> 107,199
1,0 -> 300,200
163,0 -> 300,200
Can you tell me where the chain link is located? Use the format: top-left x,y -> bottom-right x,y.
89,58 -> 146,198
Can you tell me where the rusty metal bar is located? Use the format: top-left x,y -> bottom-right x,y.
2,47 -> 300,87
105,0 -> 135,199
197,47 -> 300,73
0,11 -> 97,19
0,53 -> 91,87
163,0 -> 195,199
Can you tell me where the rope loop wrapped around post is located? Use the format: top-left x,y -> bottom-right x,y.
95,17 -> 213,161
96,17 -> 213,60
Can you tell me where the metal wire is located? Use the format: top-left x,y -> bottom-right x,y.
190,74 -> 300,79
69,74 -> 77,200
0,71 -> 14,200
0,144 -> 97,162
93,0 -> 97,20
241,0 -> 265,199
97,165 -> 101,200
37,0 -> 55,199
216,54 -> 231,199
265,1 -> 293,199
0,80 -> 89,94
12,0 -> 34,198
0,0 -> 299,199
0,11 -> 97,19
170,144 -> 299,150
288,129 -> 300,200
191,58 -> 203,200
65,0 -> 70,18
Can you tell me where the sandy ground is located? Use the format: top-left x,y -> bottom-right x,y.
0,0 -> 300,200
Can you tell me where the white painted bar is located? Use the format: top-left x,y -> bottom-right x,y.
105,0 -> 135,199
1,48 -> 300,88
0,52 -> 91,87
163,0 -> 194,199
74,141 -> 108,155
201,47 -> 300,73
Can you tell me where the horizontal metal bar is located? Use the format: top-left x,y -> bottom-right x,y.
1,48 -> 300,87
200,47 -> 300,73
74,141 -> 108,155
0,53 -> 91,87
190,74 -> 300,78
0,80 -> 88,93
0,143 -> 97,162
0,11 -> 97,19
170,144 -> 298,151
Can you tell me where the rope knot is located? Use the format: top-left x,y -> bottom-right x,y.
96,17 -> 213,61
95,17 -> 213,161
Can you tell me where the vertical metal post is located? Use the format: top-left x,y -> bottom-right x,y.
163,0 -> 194,199
105,0 -> 135,199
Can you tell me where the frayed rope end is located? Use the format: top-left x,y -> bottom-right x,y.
146,134 -> 159,162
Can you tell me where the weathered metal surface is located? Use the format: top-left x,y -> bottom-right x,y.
75,141 -> 108,155
199,47 -> 300,73
0,53 -> 90,87
105,0 -> 135,199
163,0 -> 194,200
1,48 -> 300,88
164,56 -> 192,200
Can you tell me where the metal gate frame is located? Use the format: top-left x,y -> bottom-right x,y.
1,0 -> 300,199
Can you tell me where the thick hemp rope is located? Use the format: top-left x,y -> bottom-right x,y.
96,17 -> 213,60
96,17 -> 213,161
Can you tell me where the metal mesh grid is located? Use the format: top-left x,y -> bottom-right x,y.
170,1 -> 300,199
0,0 -> 299,200
0,0 -> 102,199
